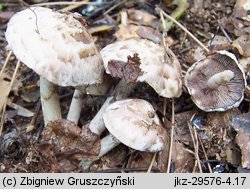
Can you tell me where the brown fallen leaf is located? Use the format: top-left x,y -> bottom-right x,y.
172,141 -> 194,173
136,26 -> 162,44
127,9 -> 158,27
233,34 -> 250,57
108,53 -> 142,83
114,24 -> 140,40
228,112 -> 250,169
38,119 -> 100,172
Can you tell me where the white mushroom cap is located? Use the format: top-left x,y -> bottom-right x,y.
100,38 -> 182,98
103,98 -> 166,152
5,7 -> 103,86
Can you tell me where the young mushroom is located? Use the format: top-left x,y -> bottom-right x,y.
103,98 -> 167,152
84,98 -> 168,167
185,50 -> 246,112
5,7 -> 104,125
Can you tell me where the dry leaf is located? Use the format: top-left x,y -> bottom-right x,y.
38,119 -> 100,171
233,34 -> 250,57
228,112 -> 250,169
115,24 -> 139,40
172,141 -> 194,173
127,9 -> 158,26
136,26 -> 162,44
108,53 -> 142,83
129,152 -> 154,171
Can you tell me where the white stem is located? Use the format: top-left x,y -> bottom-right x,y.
67,89 -> 83,124
40,77 -> 61,125
81,134 -> 120,170
89,97 -> 113,135
88,80 -> 137,135
98,134 -> 120,158
207,70 -> 234,89
67,75 -> 112,125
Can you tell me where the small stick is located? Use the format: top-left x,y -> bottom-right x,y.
193,127 -> 203,173
59,0 -> 90,12
217,20 -> 232,43
103,0 -> 126,15
147,152 -> 157,173
0,51 -> 12,77
0,60 -> 20,136
31,1 -> 92,7
166,99 -> 175,173
198,135 -> 212,173
157,7 -> 210,53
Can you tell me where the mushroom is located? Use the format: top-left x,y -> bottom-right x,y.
87,38 -> 182,136
5,7 -> 104,124
185,50 -> 246,112
103,98 -> 166,152
101,38 -> 182,98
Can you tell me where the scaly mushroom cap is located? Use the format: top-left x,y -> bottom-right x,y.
5,7 -> 103,86
103,98 -> 166,152
100,38 -> 182,98
185,50 -> 246,112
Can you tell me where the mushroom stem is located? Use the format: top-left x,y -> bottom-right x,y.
89,80 -> 137,135
67,74 -> 112,124
40,77 -> 62,125
98,134 -> 120,158
81,134 -> 120,170
207,70 -> 234,89
81,81 -> 137,170
67,89 -> 84,124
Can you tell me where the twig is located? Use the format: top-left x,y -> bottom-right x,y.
198,135 -> 212,173
31,1 -> 92,7
0,60 -> 21,136
167,99 -> 175,173
59,0 -> 90,12
0,51 -> 12,77
103,0 -> 125,15
157,7 -> 210,53
193,127 -> 203,173
147,152 -> 157,173
217,20 -> 232,43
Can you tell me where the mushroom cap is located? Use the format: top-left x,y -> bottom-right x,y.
5,7 -> 103,86
185,50 -> 246,112
103,98 -> 166,152
100,38 -> 182,98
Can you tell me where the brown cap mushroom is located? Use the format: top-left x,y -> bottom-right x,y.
185,50 -> 246,112
103,98 -> 166,152
5,7 -> 103,87
100,38 -> 182,98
